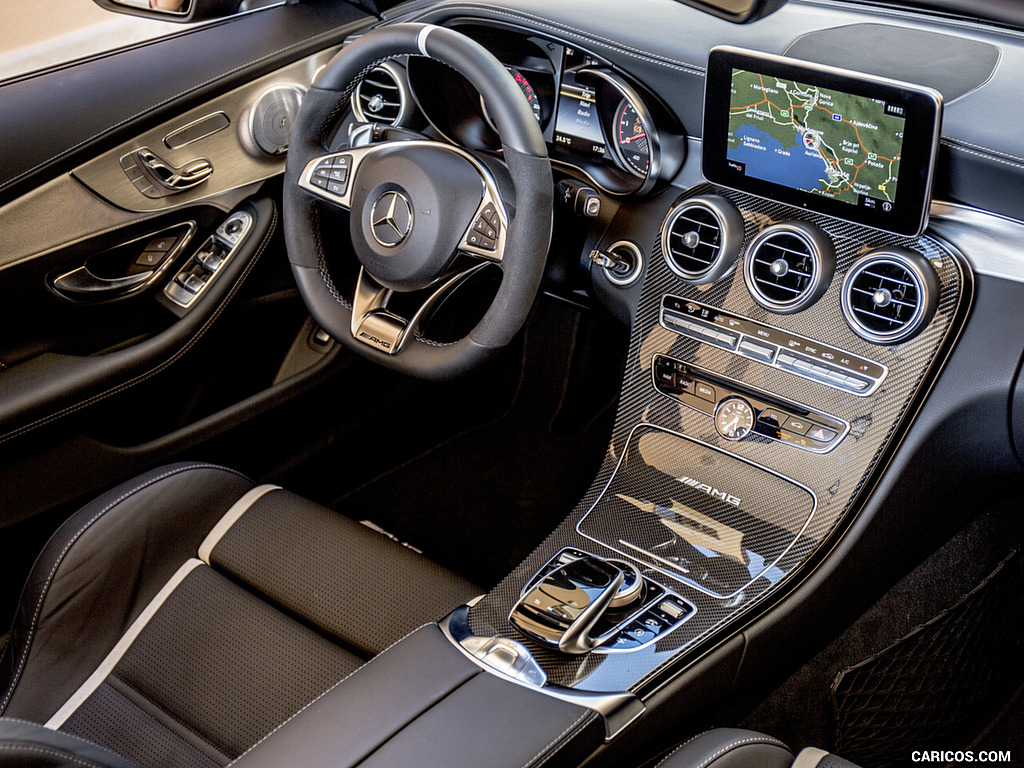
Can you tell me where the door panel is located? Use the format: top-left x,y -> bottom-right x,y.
0,2 -> 375,619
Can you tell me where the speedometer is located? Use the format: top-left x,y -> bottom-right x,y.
613,98 -> 650,177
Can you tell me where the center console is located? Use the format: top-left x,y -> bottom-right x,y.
446,46 -> 969,738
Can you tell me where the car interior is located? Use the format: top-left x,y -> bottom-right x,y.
0,0 -> 1021,766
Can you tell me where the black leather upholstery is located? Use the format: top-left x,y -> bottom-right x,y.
0,463 -> 480,767
657,729 -> 862,768
0,719 -> 137,768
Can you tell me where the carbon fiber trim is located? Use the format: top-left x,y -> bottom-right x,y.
467,184 -> 969,695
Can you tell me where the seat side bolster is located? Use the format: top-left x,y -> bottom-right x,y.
0,463 -> 254,723
657,728 -> 795,768
0,718 -> 138,768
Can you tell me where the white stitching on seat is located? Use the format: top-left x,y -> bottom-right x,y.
0,718 -> 133,766
229,623 -> 433,764
653,729 -> 714,768
0,203 -> 277,446
690,735 -> 791,768
523,711 -> 592,768
0,463 -> 250,715
0,743 -> 115,768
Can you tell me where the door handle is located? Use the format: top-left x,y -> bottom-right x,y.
136,148 -> 213,192
51,266 -> 155,300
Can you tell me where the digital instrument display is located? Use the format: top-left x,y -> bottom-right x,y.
703,47 -> 942,237
553,48 -> 608,158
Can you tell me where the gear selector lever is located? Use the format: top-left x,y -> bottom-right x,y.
509,555 -> 627,654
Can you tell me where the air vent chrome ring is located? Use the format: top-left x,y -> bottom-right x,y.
660,195 -> 744,285
743,221 -> 834,314
351,62 -> 409,127
841,248 -> 939,345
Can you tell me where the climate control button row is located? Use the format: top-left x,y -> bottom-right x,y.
660,296 -> 886,396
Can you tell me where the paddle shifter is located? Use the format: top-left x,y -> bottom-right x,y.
510,555 -> 641,654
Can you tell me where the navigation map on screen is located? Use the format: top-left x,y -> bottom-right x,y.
726,68 -> 907,211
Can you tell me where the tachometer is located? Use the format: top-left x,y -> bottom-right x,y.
613,98 -> 650,177
481,66 -> 542,130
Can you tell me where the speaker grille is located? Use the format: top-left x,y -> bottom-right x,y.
744,222 -> 834,314
661,196 -> 742,284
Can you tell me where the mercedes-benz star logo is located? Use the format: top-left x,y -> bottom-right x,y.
370,191 -> 413,247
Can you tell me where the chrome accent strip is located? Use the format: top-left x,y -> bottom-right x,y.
45,559 -> 205,730
197,484 -> 281,564
439,607 -> 645,742
929,201 -> 1024,284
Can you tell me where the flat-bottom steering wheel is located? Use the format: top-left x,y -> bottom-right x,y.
283,23 -> 553,379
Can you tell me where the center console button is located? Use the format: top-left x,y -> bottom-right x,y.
738,338 -> 777,363
694,382 -> 716,402
782,416 -> 811,435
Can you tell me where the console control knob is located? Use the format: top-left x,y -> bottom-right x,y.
714,396 -> 755,441
607,560 -> 644,609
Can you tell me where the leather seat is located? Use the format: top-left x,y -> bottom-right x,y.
0,463 -> 480,768
657,729 -> 862,768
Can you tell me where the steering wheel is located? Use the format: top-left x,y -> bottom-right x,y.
283,23 -> 553,379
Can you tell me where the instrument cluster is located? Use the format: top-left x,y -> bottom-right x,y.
404,24 -> 686,196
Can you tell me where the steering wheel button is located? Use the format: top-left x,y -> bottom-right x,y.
473,219 -> 497,239
478,235 -> 497,251
327,180 -> 348,196
481,203 -> 498,225
329,168 -> 348,182
310,175 -> 329,190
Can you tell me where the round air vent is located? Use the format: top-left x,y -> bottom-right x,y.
351,62 -> 409,126
744,222 -> 834,314
841,248 -> 939,345
660,195 -> 744,284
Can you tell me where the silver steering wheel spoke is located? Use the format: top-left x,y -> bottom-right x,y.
350,263 -> 491,355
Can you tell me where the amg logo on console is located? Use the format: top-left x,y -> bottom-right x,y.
679,476 -> 741,507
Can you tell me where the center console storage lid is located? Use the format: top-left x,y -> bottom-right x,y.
231,623 -> 596,768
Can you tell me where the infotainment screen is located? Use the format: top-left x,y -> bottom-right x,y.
703,47 -> 942,237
